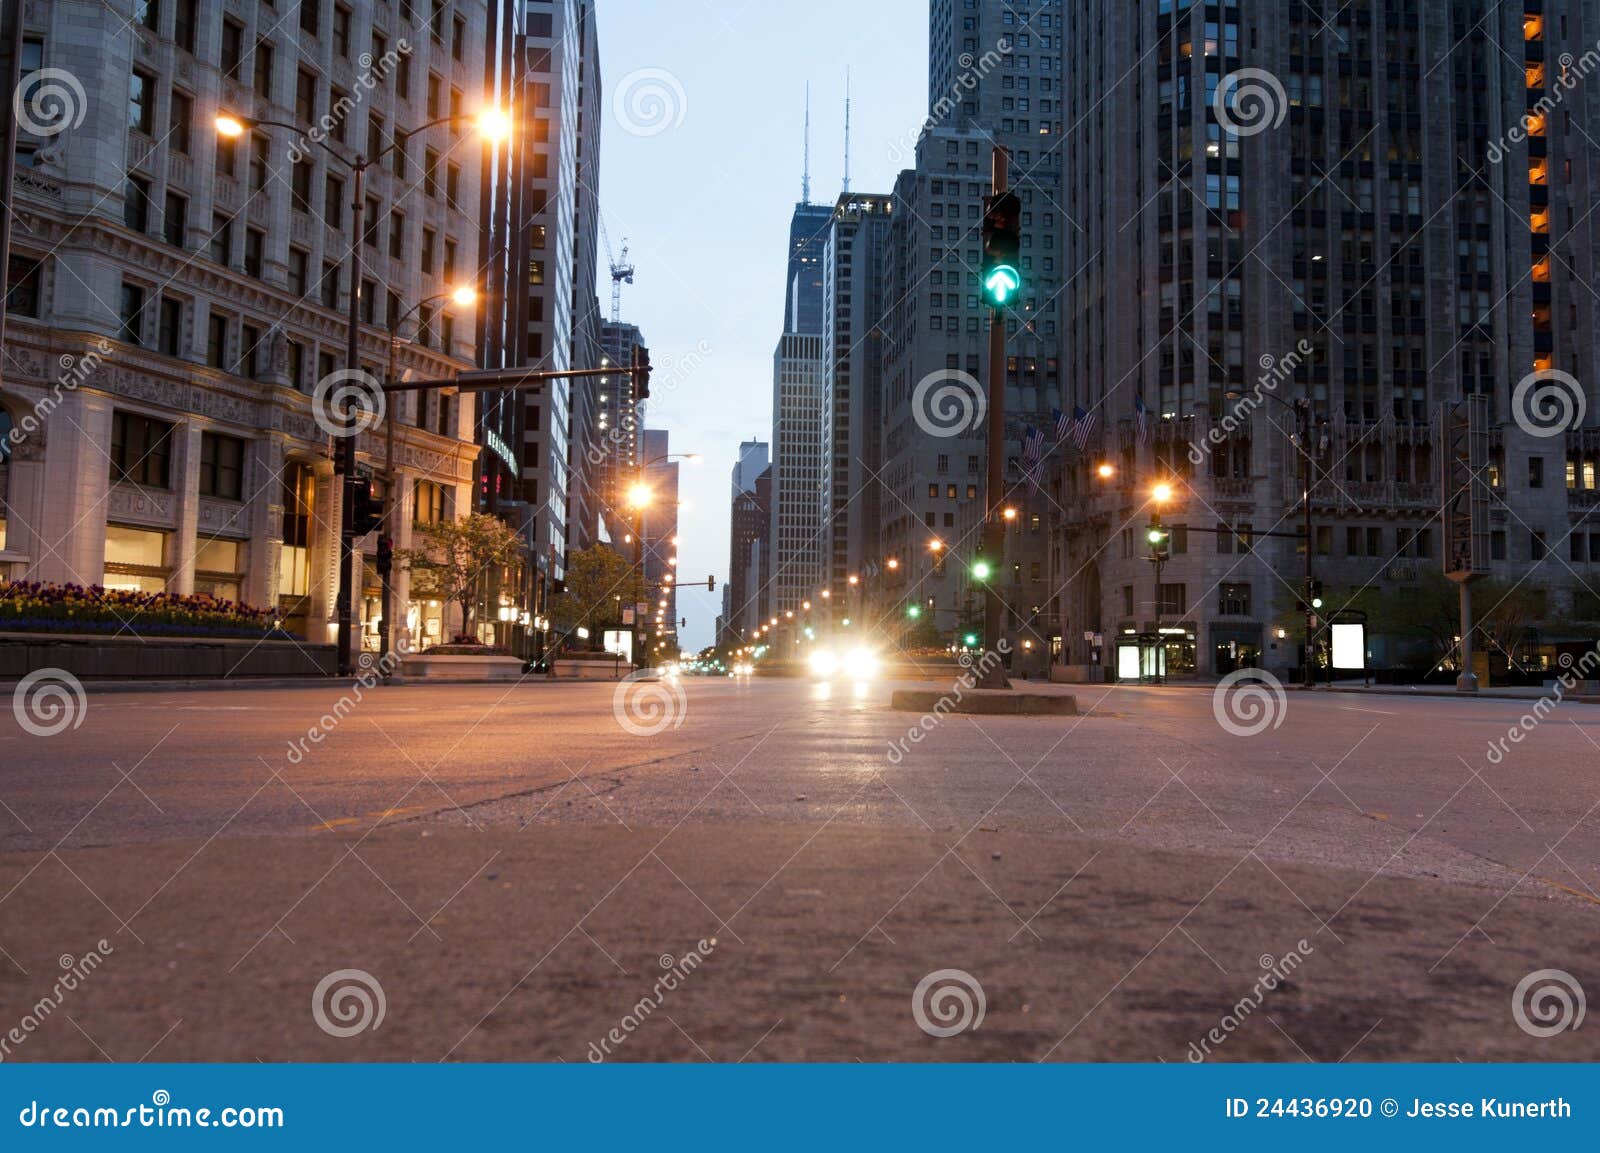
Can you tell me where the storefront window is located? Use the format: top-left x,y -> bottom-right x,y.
278,464 -> 315,599
103,524 -> 169,592
195,536 -> 245,601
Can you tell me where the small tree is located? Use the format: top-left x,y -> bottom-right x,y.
399,513 -> 525,643
551,543 -> 647,649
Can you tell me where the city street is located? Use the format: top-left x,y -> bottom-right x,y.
1,676 -> 1595,1062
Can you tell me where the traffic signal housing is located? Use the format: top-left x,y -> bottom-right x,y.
980,191 -> 1022,308
632,343 -> 653,399
1146,521 -> 1171,562
349,477 -> 384,537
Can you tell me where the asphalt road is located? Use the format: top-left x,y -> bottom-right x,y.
0,675 -> 1596,1061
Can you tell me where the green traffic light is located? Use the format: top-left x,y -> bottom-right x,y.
907,605 -> 922,619
1147,529 -> 1165,545
983,265 -> 1021,306
971,560 -> 993,581
963,633 -> 979,647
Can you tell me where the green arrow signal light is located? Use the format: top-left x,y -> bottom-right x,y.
983,265 -> 1021,306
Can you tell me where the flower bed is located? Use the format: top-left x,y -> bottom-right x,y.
0,582 -> 289,640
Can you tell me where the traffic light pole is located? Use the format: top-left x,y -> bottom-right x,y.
1299,400 -> 1316,689
980,145 -> 1012,691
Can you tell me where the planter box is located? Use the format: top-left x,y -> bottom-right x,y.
401,653 -> 525,683
0,632 -> 336,680
546,657 -> 630,681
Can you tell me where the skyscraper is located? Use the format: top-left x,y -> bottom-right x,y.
1055,1 -> 1600,679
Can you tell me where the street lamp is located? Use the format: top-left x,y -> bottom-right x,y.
218,105 -> 511,676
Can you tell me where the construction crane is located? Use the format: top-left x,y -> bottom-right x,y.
600,217 -> 635,323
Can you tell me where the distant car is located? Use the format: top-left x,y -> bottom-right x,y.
807,646 -> 880,682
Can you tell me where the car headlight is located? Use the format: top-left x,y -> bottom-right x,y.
808,649 -> 839,678
846,647 -> 880,679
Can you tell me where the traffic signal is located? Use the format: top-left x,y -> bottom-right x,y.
962,633 -> 980,648
971,558 -> 994,582
708,575 -> 716,592
349,477 -> 384,536
632,343 -> 653,399
907,605 -> 922,620
1308,580 -> 1325,610
376,535 -> 394,577
980,190 -> 1022,308
1146,521 -> 1171,561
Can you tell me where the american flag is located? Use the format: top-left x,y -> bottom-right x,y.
1022,425 -> 1045,464
1072,404 -> 1097,452
1134,394 -> 1151,445
1053,408 -> 1072,441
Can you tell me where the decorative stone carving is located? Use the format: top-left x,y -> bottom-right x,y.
106,484 -> 176,528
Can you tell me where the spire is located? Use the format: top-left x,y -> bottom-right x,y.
802,83 -> 812,205
843,68 -> 852,195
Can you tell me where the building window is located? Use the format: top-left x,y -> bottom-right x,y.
194,537 -> 245,601
6,256 -> 41,317
118,283 -> 146,345
324,174 -> 344,228
199,433 -> 245,500
319,262 -> 340,308
1158,583 -> 1187,617
168,90 -> 193,153
209,214 -> 232,264
413,480 -> 448,526
103,525 -> 170,593
389,212 -> 405,259
296,68 -> 318,122
238,323 -> 265,379
279,464 -> 316,599
172,0 -> 197,52
287,247 -> 309,295
1219,583 -> 1251,616
333,4 -> 352,56
162,191 -> 187,246
135,0 -> 158,31
286,340 -> 306,391
298,0 -> 320,38
244,228 -> 265,278
220,17 -> 245,78
129,70 -> 155,132
253,41 -> 275,98
157,297 -> 182,356
123,175 -> 151,232
249,133 -> 270,191
206,312 -> 228,368
110,411 -> 173,488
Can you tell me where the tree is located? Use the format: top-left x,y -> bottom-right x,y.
550,543 -> 647,647
398,513 -> 525,643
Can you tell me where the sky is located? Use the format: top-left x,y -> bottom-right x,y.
593,0 -> 927,652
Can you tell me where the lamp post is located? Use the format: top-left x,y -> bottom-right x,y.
217,107 -> 510,677
377,285 -> 478,670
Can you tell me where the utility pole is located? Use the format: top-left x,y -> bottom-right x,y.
1299,399 -> 1316,689
979,145 -> 1012,690
335,162 -> 369,679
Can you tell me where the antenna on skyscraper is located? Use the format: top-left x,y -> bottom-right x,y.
843,68 -> 852,195
802,83 -> 812,205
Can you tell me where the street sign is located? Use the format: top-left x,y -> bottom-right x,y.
1440,395 -> 1491,582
